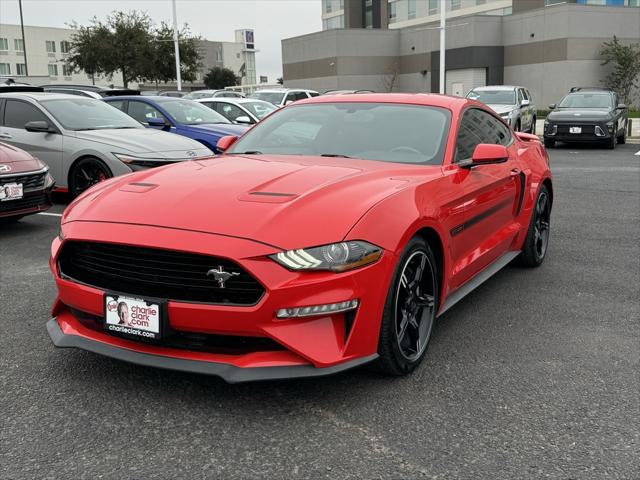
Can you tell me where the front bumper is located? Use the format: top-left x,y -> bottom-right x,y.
49,221 -> 393,381
0,185 -> 53,218
544,122 -> 614,143
47,318 -> 377,382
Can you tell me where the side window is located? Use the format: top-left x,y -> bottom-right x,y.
522,89 -> 530,101
308,92 -> 320,97
285,92 -> 297,104
295,92 -> 308,101
216,103 -> 245,122
4,100 -> 49,129
455,109 -> 512,163
107,100 -> 127,112
127,101 -> 166,125
517,89 -> 524,105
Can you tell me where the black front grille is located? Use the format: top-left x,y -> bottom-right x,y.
0,193 -> 48,213
557,124 -> 596,135
58,242 -> 265,305
0,171 -> 46,191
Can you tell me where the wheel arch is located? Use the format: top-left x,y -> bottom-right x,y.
413,226 -> 444,306
541,176 -> 553,207
67,154 -> 111,187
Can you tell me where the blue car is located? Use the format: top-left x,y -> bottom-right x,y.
103,96 -> 249,152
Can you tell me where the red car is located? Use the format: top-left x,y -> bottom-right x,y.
0,142 -> 54,221
47,94 -> 552,382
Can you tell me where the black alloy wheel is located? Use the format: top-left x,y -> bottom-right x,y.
69,157 -> 112,198
377,237 -> 438,375
517,185 -> 552,267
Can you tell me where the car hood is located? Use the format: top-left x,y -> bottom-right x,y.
72,128 -> 209,155
547,109 -> 613,122
62,155 -> 436,250
0,142 -> 44,174
486,104 -> 517,115
181,123 -> 249,137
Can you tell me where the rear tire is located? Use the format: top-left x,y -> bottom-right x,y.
68,157 -> 113,198
515,120 -> 521,133
517,185 -> 551,268
544,139 -> 555,149
377,237 -> 438,376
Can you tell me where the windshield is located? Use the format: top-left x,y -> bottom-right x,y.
558,93 -> 613,109
467,90 -> 516,105
241,101 -> 277,119
41,98 -> 143,130
158,99 -> 231,124
249,92 -> 286,105
183,91 -> 216,100
228,102 -> 450,165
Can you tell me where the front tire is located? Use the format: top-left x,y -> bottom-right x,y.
69,157 -> 113,198
606,135 -> 616,150
617,122 -> 626,144
377,237 -> 438,376
517,185 -> 551,268
544,138 -> 555,149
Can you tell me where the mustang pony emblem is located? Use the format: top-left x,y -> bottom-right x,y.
206,266 -> 240,288
0,164 -> 11,173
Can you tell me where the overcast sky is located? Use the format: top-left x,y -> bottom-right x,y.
0,0 -> 322,81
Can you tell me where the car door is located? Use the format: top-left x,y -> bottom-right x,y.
0,98 -> 64,183
213,102 -> 252,124
452,108 -> 522,284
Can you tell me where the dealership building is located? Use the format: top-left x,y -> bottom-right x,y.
283,0 -> 640,106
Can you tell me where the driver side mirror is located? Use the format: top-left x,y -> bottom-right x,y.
234,115 -> 253,125
147,117 -> 169,129
548,103 -> 556,110
461,144 -> 509,168
617,103 -> 627,110
216,135 -> 239,153
24,120 -> 55,133
521,99 -> 530,107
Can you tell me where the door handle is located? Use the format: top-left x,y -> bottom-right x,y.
0,133 -> 12,139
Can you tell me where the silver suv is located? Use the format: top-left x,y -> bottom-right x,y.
248,89 -> 319,108
0,92 -> 213,197
466,86 -> 537,133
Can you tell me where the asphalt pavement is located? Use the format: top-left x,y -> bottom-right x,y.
1,143 -> 639,479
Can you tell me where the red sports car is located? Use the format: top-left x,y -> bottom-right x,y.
47,94 -> 552,382
1,142 -> 55,221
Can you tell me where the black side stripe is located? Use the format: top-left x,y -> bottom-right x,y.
450,199 -> 513,237
515,171 -> 527,216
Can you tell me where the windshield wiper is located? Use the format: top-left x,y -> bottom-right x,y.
320,153 -> 353,158
237,150 -> 263,154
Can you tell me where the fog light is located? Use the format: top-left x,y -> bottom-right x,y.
276,299 -> 359,319
595,126 -> 606,137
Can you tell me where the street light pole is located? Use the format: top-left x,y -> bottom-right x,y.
439,0 -> 445,94
19,0 -> 29,76
171,0 -> 182,91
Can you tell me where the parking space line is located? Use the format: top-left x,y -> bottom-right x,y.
635,150 -> 640,156
38,212 -> 63,217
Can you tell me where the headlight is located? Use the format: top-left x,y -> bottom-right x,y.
270,241 -> 382,272
113,153 -> 171,167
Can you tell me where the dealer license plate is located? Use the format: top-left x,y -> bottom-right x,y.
0,183 -> 23,201
104,294 -> 163,340
569,126 -> 582,134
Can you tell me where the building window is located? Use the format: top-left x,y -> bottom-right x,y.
16,63 -> 26,76
339,0 -> 344,9
0,63 -> 11,75
0,38 -> 8,51
428,0 -> 439,15
48,64 -> 58,76
408,0 -> 417,18
389,1 -> 397,22
60,41 -> 71,54
451,0 -> 462,10
62,64 -> 73,76
14,38 -> 24,52
46,40 -> 56,53
324,0 -> 332,13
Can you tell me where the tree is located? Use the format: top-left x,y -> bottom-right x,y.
66,21 -> 112,85
203,67 -> 238,89
67,11 -> 201,88
381,62 -> 399,92
600,36 -> 640,106
147,22 -> 201,86
276,77 -> 283,85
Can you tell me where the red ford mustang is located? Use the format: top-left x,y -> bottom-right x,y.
47,94 -> 552,382
1,142 -> 55,221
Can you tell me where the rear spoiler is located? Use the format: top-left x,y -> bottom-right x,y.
0,86 -> 44,93
515,132 -> 540,143
103,89 -> 140,96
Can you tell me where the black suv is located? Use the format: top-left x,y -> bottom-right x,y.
544,87 -> 628,149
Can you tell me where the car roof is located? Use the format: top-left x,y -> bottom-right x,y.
293,93 -> 467,110
196,97 -> 271,105
471,85 -> 522,91
0,91 -> 86,101
253,88 -> 316,93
